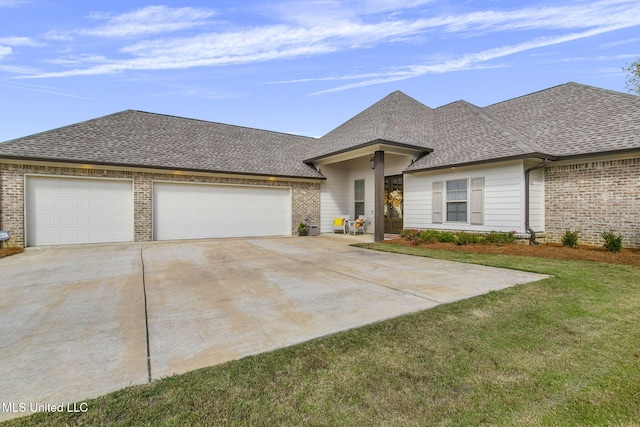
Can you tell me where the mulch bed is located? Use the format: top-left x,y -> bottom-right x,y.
0,247 -> 25,259
383,238 -> 640,266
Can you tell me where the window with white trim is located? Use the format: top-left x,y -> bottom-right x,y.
354,179 -> 365,217
446,179 -> 468,222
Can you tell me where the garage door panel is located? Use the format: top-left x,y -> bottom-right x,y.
26,177 -> 134,247
153,182 -> 291,241
59,196 -> 79,209
59,214 -> 80,226
88,214 -> 106,225
59,230 -> 80,243
38,195 -> 56,208
110,213 -> 129,225
88,197 -> 107,209
89,230 -> 107,242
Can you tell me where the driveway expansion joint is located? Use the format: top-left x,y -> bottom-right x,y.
141,244 -> 152,384
318,264 -> 444,304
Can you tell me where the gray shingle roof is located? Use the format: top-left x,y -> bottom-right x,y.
406,82 -> 640,171
404,100 -> 545,171
484,82 -> 640,157
1,83 -> 637,177
0,110 -> 324,179
305,91 -> 435,161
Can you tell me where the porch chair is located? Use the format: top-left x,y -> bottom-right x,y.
332,216 -> 350,234
350,215 -> 367,235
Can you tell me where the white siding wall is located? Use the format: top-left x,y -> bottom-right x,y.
320,163 -> 349,232
404,160 -> 526,233
385,154 -> 412,176
347,157 -> 374,231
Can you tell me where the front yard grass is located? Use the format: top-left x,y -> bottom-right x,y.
4,244 -> 640,426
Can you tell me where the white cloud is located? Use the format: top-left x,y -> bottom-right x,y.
0,36 -> 44,47
0,0 -> 29,7
80,5 -> 216,38
44,31 -> 75,42
350,0 -> 436,15
46,54 -> 109,65
600,38 -> 639,49
17,0 -> 640,81
311,25 -> 631,94
0,80 -> 94,99
0,46 -> 12,60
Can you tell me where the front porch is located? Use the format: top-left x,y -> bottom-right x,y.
312,143 -> 428,242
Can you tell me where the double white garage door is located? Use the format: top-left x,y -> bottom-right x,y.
25,176 -> 291,246
152,182 -> 291,241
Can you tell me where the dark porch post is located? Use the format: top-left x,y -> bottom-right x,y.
374,150 -> 385,242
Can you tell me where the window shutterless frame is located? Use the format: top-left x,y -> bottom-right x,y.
354,179 -> 365,218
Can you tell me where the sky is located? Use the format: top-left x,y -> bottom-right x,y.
0,0 -> 639,142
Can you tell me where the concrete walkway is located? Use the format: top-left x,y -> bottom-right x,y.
0,235 -> 547,421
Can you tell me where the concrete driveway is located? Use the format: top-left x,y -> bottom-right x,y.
0,235 -> 546,420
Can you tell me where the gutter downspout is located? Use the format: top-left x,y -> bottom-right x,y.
524,158 -> 548,245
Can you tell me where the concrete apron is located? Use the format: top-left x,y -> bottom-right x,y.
0,235 -> 547,421
0,244 -> 148,421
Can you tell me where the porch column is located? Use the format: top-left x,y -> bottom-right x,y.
374,150 -> 385,242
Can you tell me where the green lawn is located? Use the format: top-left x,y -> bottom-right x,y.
4,244 -> 640,426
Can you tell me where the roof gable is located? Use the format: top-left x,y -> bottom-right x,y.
305,91 -> 434,161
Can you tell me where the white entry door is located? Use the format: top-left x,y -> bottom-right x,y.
153,182 -> 291,241
25,176 -> 134,246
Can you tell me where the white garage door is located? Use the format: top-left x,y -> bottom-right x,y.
25,176 -> 134,247
153,182 -> 291,241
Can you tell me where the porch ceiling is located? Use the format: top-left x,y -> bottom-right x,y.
305,139 -> 431,165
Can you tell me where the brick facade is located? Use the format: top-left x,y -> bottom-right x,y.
545,157 -> 640,248
0,163 -> 321,247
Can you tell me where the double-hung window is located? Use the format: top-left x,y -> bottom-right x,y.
433,177 -> 483,225
354,179 -> 365,217
446,179 -> 468,222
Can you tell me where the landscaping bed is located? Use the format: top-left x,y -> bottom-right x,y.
386,230 -> 640,266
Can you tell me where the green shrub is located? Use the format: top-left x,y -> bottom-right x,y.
401,229 -> 458,245
417,230 -> 440,244
601,230 -> 623,252
455,232 -> 484,245
437,232 -> 456,243
561,229 -> 580,249
484,231 -> 516,245
399,229 -> 415,239
400,229 -> 421,245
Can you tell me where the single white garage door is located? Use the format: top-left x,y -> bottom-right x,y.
25,176 -> 134,247
153,182 -> 291,241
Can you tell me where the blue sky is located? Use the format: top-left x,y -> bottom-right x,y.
1,0 -> 639,142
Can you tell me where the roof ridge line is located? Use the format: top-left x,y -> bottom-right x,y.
129,110 -> 318,140
374,93 -> 399,139
0,110 -> 132,145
